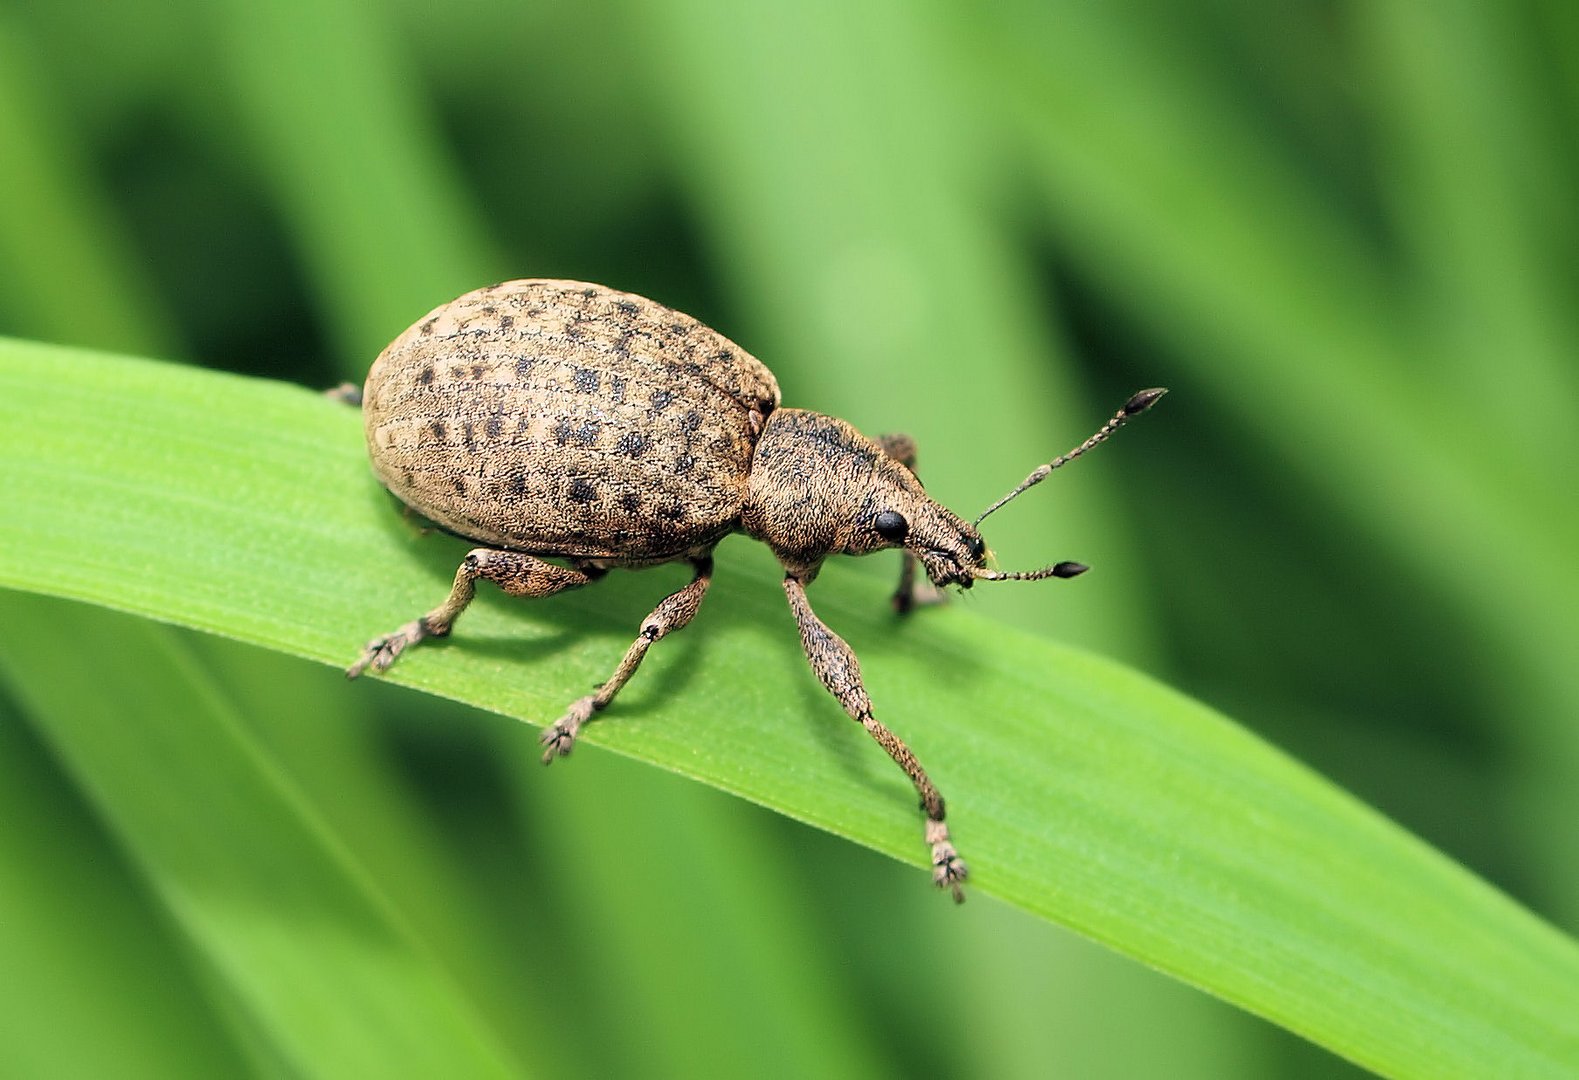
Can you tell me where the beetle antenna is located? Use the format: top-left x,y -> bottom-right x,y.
972,561 -> 1088,582
974,388 -> 1166,527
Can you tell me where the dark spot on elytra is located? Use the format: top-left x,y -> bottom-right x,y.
429,419 -> 447,442
674,453 -> 695,474
451,476 -> 468,496
462,422 -> 476,449
660,503 -> 686,521
485,416 -> 503,439
712,434 -> 733,455
713,348 -> 733,364
581,287 -> 597,299
613,331 -> 634,358
650,389 -> 673,411
418,366 -> 434,385
553,418 -> 572,445
499,314 -> 514,330
619,491 -> 642,512
470,364 -> 485,379
614,299 -> 639,317
509,473 -> 527,496
616,430 -> 649,458
569,478 -> 597,503
515,356 -> 536,380
680,410 -> 702,432
420,317 -> 438,336
668,321 -> 692,337
573,421 -> 600,446
480,304 -> 498,316
609,375 -> 627,404
574,367 -> 600,393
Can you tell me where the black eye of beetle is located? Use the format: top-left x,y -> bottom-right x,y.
873,510 -> 909,542
966,534 -> 985,560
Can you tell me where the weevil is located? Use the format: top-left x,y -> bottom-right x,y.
346,279 -> 1163,901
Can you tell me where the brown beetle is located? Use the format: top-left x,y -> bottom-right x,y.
347,279 -> 1163,901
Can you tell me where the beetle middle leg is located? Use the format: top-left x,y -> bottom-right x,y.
347,548 -> 599,678
877,432 -> 943,615
783,573 -> 968,901
539,555 -> 714,763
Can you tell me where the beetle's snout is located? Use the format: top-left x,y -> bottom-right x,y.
914,523 -> 989,590
917,548 -> 970,588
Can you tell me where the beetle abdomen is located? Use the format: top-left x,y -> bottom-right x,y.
363,280 -> 781,561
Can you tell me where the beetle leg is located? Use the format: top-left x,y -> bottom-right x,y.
324,382 -> 363,406
539,556 -> 713,763
782,574 -> 968,901
876,432 -> 943,615
347,549 -> 596,678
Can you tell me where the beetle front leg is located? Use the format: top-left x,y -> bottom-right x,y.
877,432 -> 943,615
540,556 -> 713,762
348,549 -> 597,678
783,574 -> 967,901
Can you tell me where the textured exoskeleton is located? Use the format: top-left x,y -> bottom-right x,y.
348,278 -> 1163,900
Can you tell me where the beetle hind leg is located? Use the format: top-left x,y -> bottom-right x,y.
347,548 -> 595,678
539,556 -> 714,762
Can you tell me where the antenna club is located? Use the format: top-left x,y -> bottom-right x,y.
1052,561 -> 1089,578
1124,387 -> 1168,416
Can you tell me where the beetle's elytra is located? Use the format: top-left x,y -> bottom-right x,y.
347,278 -> 1164,901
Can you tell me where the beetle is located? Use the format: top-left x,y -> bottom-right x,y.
346,278 -> 1163,901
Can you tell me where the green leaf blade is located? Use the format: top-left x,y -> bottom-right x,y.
0,600 -> 523,1079
4,340 -> 1579,1078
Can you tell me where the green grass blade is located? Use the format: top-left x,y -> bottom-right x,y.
503,751 -> 893,1080
5,341 -> 1579,1077
0,598 -> 522,1078
0,692 -> 258,1080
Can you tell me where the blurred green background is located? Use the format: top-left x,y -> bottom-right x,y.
3,1 -> 1577,1077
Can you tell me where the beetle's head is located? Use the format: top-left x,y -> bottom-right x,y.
866,388 -> 1167,591
852,491 -> 990,590
744,390 -> 1162,585
857,489 -> 1087,592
